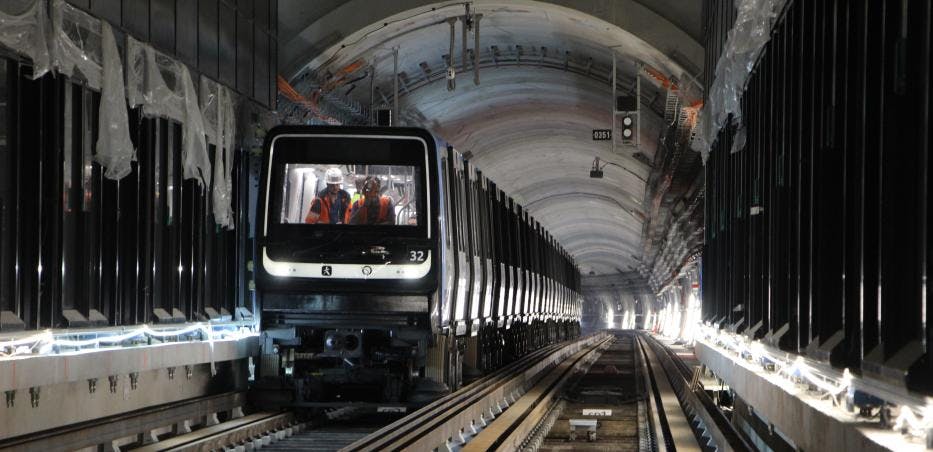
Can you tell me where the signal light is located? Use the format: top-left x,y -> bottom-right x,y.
621,115 -> 635,142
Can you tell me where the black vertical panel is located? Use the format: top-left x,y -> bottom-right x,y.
860,0 -> 884,360
84,91 -> 102,319
236,12 -> 253,95
89,0 -> 122,25
68,0 -> 91,10
219,3 -> 237,87
199,0 -> 220,79
123,0 -> 150,41
880,0 -> 926,373
150,0 -> 176,53
923,0 -> 933,385
254,30 -> 270,108
237,0 -> 252,16
791,0 -> 808,353
169,121 -> 184,315
180,179 -> 197,319
39,78 -> 64,328
17,68 -> 43,329
812,0 -> 845,361
253,0 -> 269,31
61,83 -> 80,317
842,0 -> 865,367
269,0 -> 277,110
175,0 -> 199,67
775,14 -> 793,350
99,166 -> 119,325
0,61 -> 14,319
119,110 -> 140,326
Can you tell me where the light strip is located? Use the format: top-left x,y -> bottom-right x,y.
0,323 -> 259,360
682,323 -> 933,442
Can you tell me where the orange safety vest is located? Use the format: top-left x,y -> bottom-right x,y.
351,196 -> 392,224
305,192 -> 350,224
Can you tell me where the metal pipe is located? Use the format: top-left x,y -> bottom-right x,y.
447,18 -> 456,91
369,65 -> 375,124
611,51 -> 616,156
461,13 -> 468,76
473,14 -> 482,85
393,47 -> 399,125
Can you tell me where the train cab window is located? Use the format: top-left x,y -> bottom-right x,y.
264,133 -> 431,243
276,163 -> 421,227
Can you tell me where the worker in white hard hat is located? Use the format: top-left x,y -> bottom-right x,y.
304,167 -> 351,224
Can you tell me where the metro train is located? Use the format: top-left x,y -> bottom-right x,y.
255,126 -> 582,406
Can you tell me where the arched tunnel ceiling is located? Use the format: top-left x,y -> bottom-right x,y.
278,0 -> 704,276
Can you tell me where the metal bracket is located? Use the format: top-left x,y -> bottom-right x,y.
153,308 -> 177,323
763,322 -> 789,347
87,309 -> 108,325
745,319 -> 764,339
729,316 -> 745,333
29,387 -> 39,408
62,309 -> 89,328
235,307 -> 254,321
0,311 -> 25,331
862,341 -> 925,388
568,418 -> 598,441
811,330 -> 844,363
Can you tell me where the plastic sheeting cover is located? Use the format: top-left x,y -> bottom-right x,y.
127,37 -> 211,187
126,36 -> 186,122
51,0 -> 102,90
95,21 -> 134,179
201,76 -> 237,229
691,0 -> 788,163
0,0 -> 51,78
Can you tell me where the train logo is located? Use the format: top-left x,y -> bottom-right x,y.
321,265 -> 332,276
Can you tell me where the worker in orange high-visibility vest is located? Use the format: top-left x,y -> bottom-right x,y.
304,167 -> 351,224
348,176 -> 396,225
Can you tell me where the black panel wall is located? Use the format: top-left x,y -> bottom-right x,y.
0,59 -> 245,330
67,0 -> 278,109
701,0 -> 932,393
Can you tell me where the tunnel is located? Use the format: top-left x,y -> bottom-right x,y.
0,0 -> 931,450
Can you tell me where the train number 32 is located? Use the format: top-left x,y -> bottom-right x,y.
409,250 -> 426,262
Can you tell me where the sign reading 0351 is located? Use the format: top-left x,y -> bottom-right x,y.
592,129 -> 612,141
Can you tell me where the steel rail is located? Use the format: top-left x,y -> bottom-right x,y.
0,391 -> 247,451
637,333 -> 669,452
134,412 -> 298,452
639,333 -> 753,451
461,335 -> 612,451
637,334 -> 704,451
347,342 -> 563,448
343,333 -> 609,451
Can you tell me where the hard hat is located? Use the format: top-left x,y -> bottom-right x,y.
362,176 -> 382,193
325,167 -> 343,185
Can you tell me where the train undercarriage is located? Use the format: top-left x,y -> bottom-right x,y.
255,319 -> 580,410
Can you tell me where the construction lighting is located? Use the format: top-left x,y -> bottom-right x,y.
0,322 -> 259,360
590,157 -> 604,178
681,323 -> 933,445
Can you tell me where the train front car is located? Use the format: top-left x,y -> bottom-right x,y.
256,126 -> 440,406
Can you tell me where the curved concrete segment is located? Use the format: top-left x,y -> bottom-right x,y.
280,0 -> 703,79
280,0 -> 703,277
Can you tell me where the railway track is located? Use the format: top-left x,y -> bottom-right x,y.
342,330 -> 751,451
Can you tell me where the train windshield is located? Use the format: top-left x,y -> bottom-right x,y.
276,164 -> 422,227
